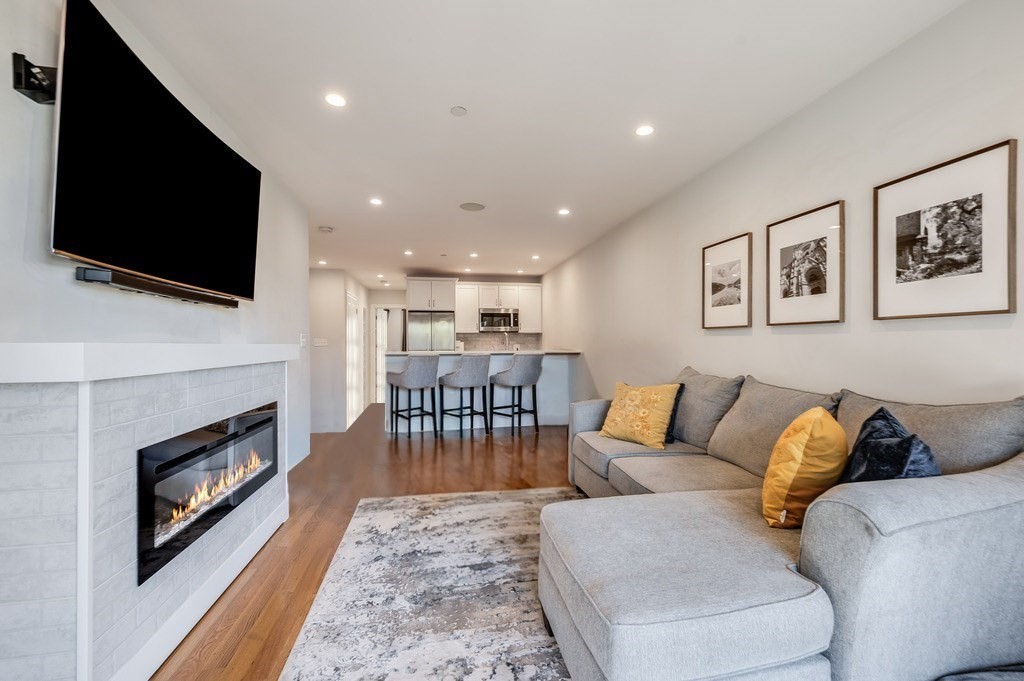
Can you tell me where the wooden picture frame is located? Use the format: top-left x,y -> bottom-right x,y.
874,140 -> 1017,320
702,232 -> 752,329
766,200 -> 845,325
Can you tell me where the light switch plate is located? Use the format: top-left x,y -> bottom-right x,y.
299,333 -> 308,348
313,338 -> 329,347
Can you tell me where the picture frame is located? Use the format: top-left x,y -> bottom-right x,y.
702,232 -> 752,329
874,139 -> 1017,320
766,200 -> 845,325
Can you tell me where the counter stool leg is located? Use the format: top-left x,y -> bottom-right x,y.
482,384 -> 490,434
430,387 -> 438,437
517,386 -> 523,430
470,387 -> 476,433
439,386 -> 446,434
391,385 -> 397,434
406,388 -> 412,438
458,388 -> 465,438
489,383 -> 495,429
419,388 -> 424,430
532,384 -> 539,430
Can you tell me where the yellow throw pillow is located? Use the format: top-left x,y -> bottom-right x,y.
762,407 -> 849,529
600,382 -> 681,449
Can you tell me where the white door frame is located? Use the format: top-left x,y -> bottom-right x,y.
369,304 -> 405,404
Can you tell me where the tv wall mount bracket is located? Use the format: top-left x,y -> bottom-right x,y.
12,53 -> 57,104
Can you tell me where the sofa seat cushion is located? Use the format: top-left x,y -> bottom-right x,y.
708,376 -> 840,478
836,389 -> 1024,474
573,430 -> 705,478
539,489 -> 834,681
608,454 -> 763,495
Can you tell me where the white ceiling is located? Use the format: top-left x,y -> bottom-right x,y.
109,0 -> 964,290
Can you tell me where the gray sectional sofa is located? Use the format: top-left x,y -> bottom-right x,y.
539,367 -> 1024,681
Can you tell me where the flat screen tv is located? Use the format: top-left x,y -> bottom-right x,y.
51,0 -> 262,301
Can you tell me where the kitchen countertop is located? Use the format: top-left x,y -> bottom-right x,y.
385,350 -> 580,356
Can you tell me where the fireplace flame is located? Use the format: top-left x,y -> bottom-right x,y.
170,449 -> 262,526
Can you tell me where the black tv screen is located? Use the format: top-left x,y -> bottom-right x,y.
52,0 -> 262,300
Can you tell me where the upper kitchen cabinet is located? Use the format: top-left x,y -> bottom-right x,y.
478,285 -> 518,309
517,284 -> 543,333
455,284 -> 479,333
406,277 -> 458,311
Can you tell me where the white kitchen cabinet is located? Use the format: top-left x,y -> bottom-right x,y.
517,284 -> 543,333
406,278 -> 457,311
478,285 -> 498,308
478,285 -> 518,308
455,284 -> 479,333
407,279 -> 433,310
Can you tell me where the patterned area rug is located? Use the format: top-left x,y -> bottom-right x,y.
280,487 -> 581,681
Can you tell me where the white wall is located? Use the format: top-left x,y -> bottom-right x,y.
543,0 -> 1024,405
368,289 -> 407,307
309,269 -> 367,432
0,0 -> 312,465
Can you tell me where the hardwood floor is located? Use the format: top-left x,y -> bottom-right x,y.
152,403 -> 570,681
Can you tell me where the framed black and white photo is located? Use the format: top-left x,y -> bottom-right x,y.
766,201 -> 845,325
702,232 -> 752,329
874,140 -> 1017,320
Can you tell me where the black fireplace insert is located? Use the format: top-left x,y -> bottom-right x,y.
137,402 -> 278,585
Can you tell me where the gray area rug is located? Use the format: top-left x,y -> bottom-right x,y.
281,487 -> 581,681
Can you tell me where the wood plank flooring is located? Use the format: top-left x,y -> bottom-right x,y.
152,403 -> 570,681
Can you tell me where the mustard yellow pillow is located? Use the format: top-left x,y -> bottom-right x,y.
600,382 -> 681,449
762,407 -> 848,529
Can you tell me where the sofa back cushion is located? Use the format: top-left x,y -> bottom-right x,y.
836,389 -> 1024,474
708,376 -> 840,477
671,367 -> 745,450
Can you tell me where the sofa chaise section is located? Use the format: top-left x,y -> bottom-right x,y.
540,489 -> 834,681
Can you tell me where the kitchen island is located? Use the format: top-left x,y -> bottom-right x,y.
384,351 -> 580,433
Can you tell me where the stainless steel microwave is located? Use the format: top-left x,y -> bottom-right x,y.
479,308 -> 519,332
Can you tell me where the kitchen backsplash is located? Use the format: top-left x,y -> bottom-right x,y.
457,333 -> 542,352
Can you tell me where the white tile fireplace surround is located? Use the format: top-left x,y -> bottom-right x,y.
0,343 -> 299,681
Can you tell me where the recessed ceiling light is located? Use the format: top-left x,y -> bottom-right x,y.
383,281 -> 391,287
531,255 -> 540,260
376,274 -> 384,278
460,202 -> 486,212
318,225 -> 334,233
317,260 -> 327,265
325,93 -> 346,107
469,252 -> 478,258
369,197 -> 383,206
516,268 -> 525,274
635,124 -> 654,136
558,208 -> 571,216
404,250 -> 413,256
450,106 -> 468,117
464,268 -> 472,272
830,224 -> 841,229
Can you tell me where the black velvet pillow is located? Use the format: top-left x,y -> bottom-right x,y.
840,407 -> 941,483
664,384 -> 684,444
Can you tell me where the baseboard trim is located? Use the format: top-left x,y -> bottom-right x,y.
109,498 -> 289,681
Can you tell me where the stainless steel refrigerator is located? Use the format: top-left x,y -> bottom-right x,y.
406,312 -> 455,351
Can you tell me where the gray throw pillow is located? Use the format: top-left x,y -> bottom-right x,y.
707,376 -> 841,477
671,367 -> 744,450
836,389 -> 1024,474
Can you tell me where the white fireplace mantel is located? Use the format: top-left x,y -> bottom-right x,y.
0,343 -> 299,383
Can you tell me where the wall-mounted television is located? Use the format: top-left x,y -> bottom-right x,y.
51,0 -> 262,301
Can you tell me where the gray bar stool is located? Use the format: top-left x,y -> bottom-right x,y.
489,353 -> 543,431
439,354 -> 491,437
387,354 -> 440,437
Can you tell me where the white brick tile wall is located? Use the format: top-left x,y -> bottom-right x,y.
0,364 -> 285,681
91,363 -> 286,681
0,384 -> 77,680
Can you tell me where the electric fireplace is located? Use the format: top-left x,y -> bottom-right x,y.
137,402 -> 278,584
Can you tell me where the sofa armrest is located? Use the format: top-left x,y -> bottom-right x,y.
800,453 -> 1024,681
567,399 -> 611,485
